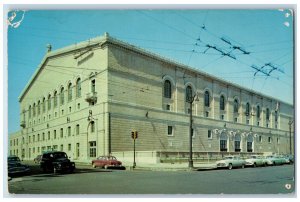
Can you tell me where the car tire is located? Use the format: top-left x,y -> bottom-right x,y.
241,164 -> 245,169
228,164 -> 233,170
273,161 -> 276,166
104,165 -> 109,169
92,163 -> 96,168
253,163 -> 256,168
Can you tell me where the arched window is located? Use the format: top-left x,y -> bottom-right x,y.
28,105 -> 32,118
42,97 -> 46,113
68,83 -> 72,101
54,91 -> 58,108
246,102 -> 250,116
60,87 -> 64,105
33,103 -> 36,117
47,94 -> 51,110
204,91 -> 210,107
186,86 -> 193,102
76,78 -> 81,98
164,80 -> 171,98
266,108 -> 270,121
220,95 -> 225,111
234,99 -> 239,113
37,100 -> 41,115
256,105 -> 260,118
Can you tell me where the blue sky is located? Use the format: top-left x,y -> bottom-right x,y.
7,9 -> 294,134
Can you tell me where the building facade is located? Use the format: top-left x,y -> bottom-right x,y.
9,33 -> 294,163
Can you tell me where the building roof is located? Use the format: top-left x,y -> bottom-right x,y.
18,32 -> 293,107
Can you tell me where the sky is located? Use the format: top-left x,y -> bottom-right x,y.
6,9 -> 294,134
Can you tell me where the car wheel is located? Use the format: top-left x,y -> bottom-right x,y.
228,163 -> 233,170
273,161 -> 276,166
104,165 -> 109,169
253,163 -> 256,168
92,163 -> 96,168
241,164 -> 245,169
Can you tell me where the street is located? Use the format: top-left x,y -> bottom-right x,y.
8,164 -> 294,195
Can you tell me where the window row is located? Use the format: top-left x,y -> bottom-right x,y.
26,78 -> 96,118
163,80 -> 279,121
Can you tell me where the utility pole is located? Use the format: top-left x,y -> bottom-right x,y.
188,94 -> 199,169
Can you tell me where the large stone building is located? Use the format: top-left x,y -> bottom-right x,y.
9,33 -> 294,164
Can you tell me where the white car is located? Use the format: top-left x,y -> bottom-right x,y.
216,156 -> 246,170
264,155 -> 286,166
245,155 -> 267,167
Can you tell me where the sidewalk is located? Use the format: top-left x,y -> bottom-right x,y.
128,162 -> 217,171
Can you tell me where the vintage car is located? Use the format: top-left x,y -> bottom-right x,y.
245,155 -> 267,167
216,156 -> 246,170
91,156 -> 123,169
264,155 -> 286,166
40,151 -> 75,173
34,155 -> 42,164
8,156 -> 30,176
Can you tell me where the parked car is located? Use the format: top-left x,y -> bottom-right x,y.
245,155 -> 267,167
92,156 -> 124,169
40,151 -> 75,173
216,156 -> 246,170
34,155 -> 42,164
8,156 -> 30,176
283,154 -> 294,164
264,155 -> 286,166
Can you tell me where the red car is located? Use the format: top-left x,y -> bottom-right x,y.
91,156 -> 123,169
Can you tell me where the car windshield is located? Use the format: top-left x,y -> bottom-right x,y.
223,156 -> 233,160
8,156 -> 21,162
48,152 -> 68,159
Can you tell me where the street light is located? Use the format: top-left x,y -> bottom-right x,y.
188,93 -> 199,169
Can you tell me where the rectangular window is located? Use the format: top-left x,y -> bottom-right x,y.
60,128 -> 63,138
220,114 -> 224,120
167,126 -> 173,136
191,128 -> 195,138
38,147 -> 40,153
33,135 -> 35,142
76,143 -> 80,158
68,126 -> 71,136
268,137 -> 272,143
76,124 -> 80,135
48,131 -> 50,140
60,144 -> 64,151
91,122 -> 95,133
235,141 -> 241,152
247,142 -> 253,152
91,79 -> 96,93
205,111 -> 209,118
68,143 -> 71,151
166,104 -> 170,111
77,103 -> 80,110
259,135 -> 262,142
220,140 -> 227,151
29,136 -> 31,143
89,141 -> 96,157
47,146 -> 51,151
234,117 -> 238,123
54,130 -> 57,139
208,130 -> 212,139
53,145 -> 58,151
246,119 -> 250,125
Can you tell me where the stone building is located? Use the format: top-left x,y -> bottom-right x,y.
9,33 -> 294,164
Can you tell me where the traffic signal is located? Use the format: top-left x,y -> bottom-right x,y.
131,131 -> 138,139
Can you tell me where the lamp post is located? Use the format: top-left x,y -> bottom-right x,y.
188,94 -> 199,169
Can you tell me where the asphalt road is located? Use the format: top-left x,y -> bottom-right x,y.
7,164 -> 295,195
